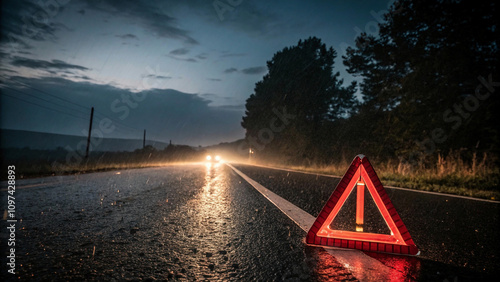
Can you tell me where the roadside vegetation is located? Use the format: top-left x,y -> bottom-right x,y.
266,151 -> 499,200
2,145 -> 498,201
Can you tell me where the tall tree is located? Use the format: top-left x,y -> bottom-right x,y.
343,0 -> 498,161
242,37 -> 356,162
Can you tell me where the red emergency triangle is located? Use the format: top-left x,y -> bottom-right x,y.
306,155 -> 419,255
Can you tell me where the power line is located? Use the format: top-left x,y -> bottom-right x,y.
1,84 -> 90,117
1,76 -> 145,135
1,92 -> 89,122
1,75 -> 90,112
2,89 -> 142,138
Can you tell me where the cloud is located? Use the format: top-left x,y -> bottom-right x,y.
169,47 -> 190,55
196,53 -> 208,60
165,47 -> 197,62
241,66 -> 267,75
61,74 -> 91,80
166,55 -> 197,63
0,36 -> 33,52
1,76 -> 245,146
82,0 -> 198,44
10,57 -> 90,71
223,66 -> 267,75
207,78 -> 221,82
116,33 -> 138,40
0,67 -> 18,75
0,50 -> 9,59
155,75 -> 172,79
224,68 -> 238,74
209,1 -> 287,38
150,0 -> 284,38
0,0 -> 67,47
201,93 -> 218,98
143,74 -> 172,80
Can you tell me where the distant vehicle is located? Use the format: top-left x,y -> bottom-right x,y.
206,154 -> 221,162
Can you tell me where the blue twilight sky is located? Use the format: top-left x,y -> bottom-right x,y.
0,0 -> 395,146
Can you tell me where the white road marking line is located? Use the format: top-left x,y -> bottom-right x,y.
239,162 -> 499,204
228,163 -> 314,232
226,163 -> 395,282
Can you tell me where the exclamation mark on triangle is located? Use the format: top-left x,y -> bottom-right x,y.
356,177 -> 365,232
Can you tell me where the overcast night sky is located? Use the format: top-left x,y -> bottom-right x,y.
1,0 -> 395,146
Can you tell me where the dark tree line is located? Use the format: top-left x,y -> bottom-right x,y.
241,37 -> 357,163
242,0 -> 498,166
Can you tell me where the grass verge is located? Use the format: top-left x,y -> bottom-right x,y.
260,153 -> 500,201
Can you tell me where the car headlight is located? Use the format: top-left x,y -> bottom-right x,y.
206,155 -> 212,161
215,155 -> 221,161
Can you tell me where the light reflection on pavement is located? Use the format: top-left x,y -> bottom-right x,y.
2,163 -> 495,281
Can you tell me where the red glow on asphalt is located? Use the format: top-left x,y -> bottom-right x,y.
365,251 -> 422,281
312,249 -> 356,281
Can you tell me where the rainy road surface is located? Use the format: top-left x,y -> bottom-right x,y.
1,162 -> 498,281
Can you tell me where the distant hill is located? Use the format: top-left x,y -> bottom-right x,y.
0,129 -> 169,152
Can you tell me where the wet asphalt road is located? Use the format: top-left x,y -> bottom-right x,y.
2,163 -> 353,281
1,162 -> 499,281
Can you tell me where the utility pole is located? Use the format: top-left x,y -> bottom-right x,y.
85,107 -> 94,158
143,129 -> 146,149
